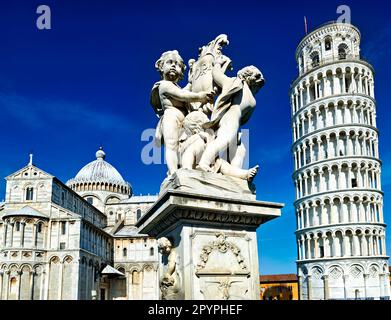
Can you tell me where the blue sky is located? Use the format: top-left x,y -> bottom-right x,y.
0,0 -> 390,275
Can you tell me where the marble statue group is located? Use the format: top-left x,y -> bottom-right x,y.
150,35 -> 264,182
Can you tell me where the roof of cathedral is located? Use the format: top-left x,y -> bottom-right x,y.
120,194 -> 158,204
3,206 -> 48,219
67,147 -> 130,188
112,225 -> 148,237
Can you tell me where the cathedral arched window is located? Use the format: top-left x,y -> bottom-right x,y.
15,221 -> 20,232
325,37 -> 332,51
132,270 -> 140,284
310,52 -> 320,68
123,248 -> 127,257
37,223 -> 43,233
136,209 -> 142,221
338,43 -> 349,60
26,187 -> 34,201
150,247 -> 154,256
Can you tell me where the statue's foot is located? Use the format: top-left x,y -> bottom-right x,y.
196,163 -> 213,173
247,165 -> 259,182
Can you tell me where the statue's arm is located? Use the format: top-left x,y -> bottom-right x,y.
160,82 -> 208,103
166,253 -> 176,276
212,64 -> 231,88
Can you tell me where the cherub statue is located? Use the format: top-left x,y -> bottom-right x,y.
157,237 -> 182,299
150,50 -> 215,176
198,60 -> 265,172
179,111 -> 259,181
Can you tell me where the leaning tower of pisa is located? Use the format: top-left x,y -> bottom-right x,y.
291,21 -> 390,300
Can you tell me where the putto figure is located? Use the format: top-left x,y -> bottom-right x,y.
157,237 -> 182,300
198,63 -> 265,172
150,36 -> 264,185
150,50 -> 214,176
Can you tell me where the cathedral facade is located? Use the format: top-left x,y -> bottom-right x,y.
0,148 -> 159,300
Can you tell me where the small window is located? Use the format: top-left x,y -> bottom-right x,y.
338,44 -> 348,60
325,38 -> 332,51
61,222 -> 66,235
310,52 -> 320,68
150,247 -> 154,256
37,224 -> 42,233
60,242 -> 66,250
136,209 -> 142,221
352,179 -> 358,188
118,214 -> 122,221
15,222 -> 20,232
123,248 -> 127,257
86,197 -> 93,205
26,187 -> 34,201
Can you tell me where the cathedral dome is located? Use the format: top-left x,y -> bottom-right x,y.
67,147 -> 132,196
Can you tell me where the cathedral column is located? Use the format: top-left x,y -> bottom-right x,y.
307,275 -> 312,300
306,83 -> 311,105
310,173 -> 316,194
33,223 -> 38,248
300,208 -> 304,230
343,234 -> 350,257
9,223 -> 14,247
297,148 -> 302,169
317,139 -> 323,161
306,236 -> 311,259
299,87 -> 304,108
309,143 -> 314,163
16,270 -> 22,300
4,271 -> 10,300
326,136 -> 332,159
343,275 -> 349,299
298,275 -> 304,300
363,274 -> 369,299
314,236 -> 319,258
323,236 -> 330,258
315,110 -> 321,130
314,80 -> 319,100
381,236 -> 386,256
3,222 -> 8,247
323,275 -> 330,300
358,73 -> 363,93
305,206 -> 310,228
353,235 -> 360,256
30,270 -> 35,300
297,240 -> 302,260
324,106 -> 330,127
20,222 -> 26,247
0,271 -> 3,300
320,202 -> 326,225
341,72 -> 346,93
308,113 -> 313,132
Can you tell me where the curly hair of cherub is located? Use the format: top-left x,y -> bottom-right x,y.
237,65 -> 265,86
155,50 -> 187,80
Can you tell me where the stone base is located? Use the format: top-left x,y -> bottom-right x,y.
137,188 -> 283,300
160,169 -> 256,201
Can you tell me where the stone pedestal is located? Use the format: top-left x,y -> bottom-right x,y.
137,173 -> 283,300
